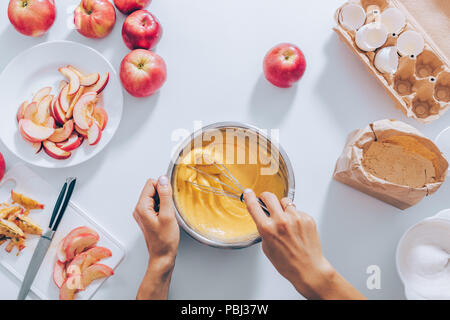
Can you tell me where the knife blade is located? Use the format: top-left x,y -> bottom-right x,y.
17,177 -> 76,300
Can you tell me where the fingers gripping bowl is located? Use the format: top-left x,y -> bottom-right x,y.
167,122 -> 295,249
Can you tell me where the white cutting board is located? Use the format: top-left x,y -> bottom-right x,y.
0,164 -> 125,300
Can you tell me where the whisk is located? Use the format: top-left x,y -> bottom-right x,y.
185,159 -> 270,216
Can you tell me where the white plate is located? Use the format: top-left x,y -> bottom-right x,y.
0,41 -> 123,168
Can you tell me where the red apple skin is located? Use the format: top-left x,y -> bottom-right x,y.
74,0 -> 116,39
8,0 -> 56,37
0,152 -> 5,182
122,10 -> 161,50
120,49 -> 166,98
263,43 -> 306,88
114,0 -> 150,15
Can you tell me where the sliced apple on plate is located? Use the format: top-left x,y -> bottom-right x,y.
65,233 -> 99,262
58,67 -> 80,96
43,140 -> 72,160
73,92 -> 97,130
52,99 -> 67,125
67,246 -> 112,276
58,226 -> 99,262
16,101 -> 28,123
56,133 -> 82,151
48,119 -> 74,143
65,87 -> 85,119
87,122 -> 102,146
30,142 -> 43,154
19,119 -> 55,143
23,102 -> 38,121
32,86 -> 52,103
53,260 -> 67,289
86,72 -> 109,94
34,95 -> 53,124
93,107 -> 108,130
59,280 -> 77,300
80,264 -> 114,290
81,73 -> 100,86
58,84 -> 72,112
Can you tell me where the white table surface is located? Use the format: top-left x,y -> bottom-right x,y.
0,0 -> 448,300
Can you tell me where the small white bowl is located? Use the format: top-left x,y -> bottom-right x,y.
396,209 -> 450,299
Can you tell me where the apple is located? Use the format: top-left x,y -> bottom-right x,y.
65,233 -> 99,262
8,0 -> 56,37
85,72 -> 109,94
114,0 -> 151,14
80,264 -> 113,290
53,260 -> 66,289
23,102 -> 37,121
93,107 -> 108,130
81,73 -> 100,86
73,92 -> 97,130
58,67 -> 80,96
122,10 -> 161,50
52,99 -> 67,125
66,87 -> 85,119
0,152 -> 5,182
43,116 -> 55,129
48,119 -> 74,143
30,142 -> 42,154
87,122 -> 102,145
74,0 -> 116,39
32,86 -> 52,103
19,119 -> 54,142
263,43 -> 306,88
75,124 -> 89,138
16,101 -> 28,123
120,49 -> 166,97
34,94 -> 53,124
58,84 -> 72,112
58,226 -> 99,262
43,141 -> 71,160
67,246 -> 112,276
56,133 -> 83,151
59,280 -> 76,300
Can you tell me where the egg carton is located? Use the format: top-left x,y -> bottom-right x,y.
334,0 -> 449,123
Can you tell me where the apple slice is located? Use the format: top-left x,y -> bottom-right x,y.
19,119 -> 55,143
93,107 -> 108,130
56,133 -> 82,151
80,264 -> 114,290
23,102 -> 38,121
58,67 -> 81,96
53,260 -> 67,289
65,233 -> 99,262
86,72 -> 109,94
67,65 -> 84,78
59,80 -> 68,90
87,122 -> 102,146
58,84 -> 72,112
65,87 -> 85,119
34,95 -> 53,124
67,247 -> 112,276
32,86 -> 52,103
59,280 -> 77,300
75,125 -> 88,138
52,99 -> 67,125
48,119 -> 74,143
73,93 -> 97,130
31,142 -> 43,154
81,73 -> 100,86
44,116 -> 55,129
16,101 -> 28,123
59,227 -> 99,262
43,141 -> 72,160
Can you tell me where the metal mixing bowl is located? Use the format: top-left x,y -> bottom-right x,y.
167,121 -> 295,249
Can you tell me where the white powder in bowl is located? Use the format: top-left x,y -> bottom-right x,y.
397,219 -> 450,300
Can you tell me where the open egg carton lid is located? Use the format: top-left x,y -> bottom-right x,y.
333,0 -> 450,124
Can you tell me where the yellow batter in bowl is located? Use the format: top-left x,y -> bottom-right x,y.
173,127 -> 289,243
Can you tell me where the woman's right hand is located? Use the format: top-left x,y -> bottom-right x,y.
243,189 -> 365,300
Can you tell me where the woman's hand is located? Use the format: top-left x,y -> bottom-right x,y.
243,189 -> 365,300
133,176 -> 180,300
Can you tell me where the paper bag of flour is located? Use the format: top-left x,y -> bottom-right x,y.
333,119 -> 448,210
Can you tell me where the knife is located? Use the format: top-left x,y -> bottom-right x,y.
17,177 -> 77,300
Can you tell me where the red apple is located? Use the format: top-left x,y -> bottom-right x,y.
56,133 -> 83,152
114,0 -> 150,15
74,0 -> 116,39
122,10 -> 161,50
53,260 -> 66,289
120,49 -> 166,97
263,43 -> 306,88
8,0 -> 56,37
43,141 -> 71,160
0,152 -> 5,182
